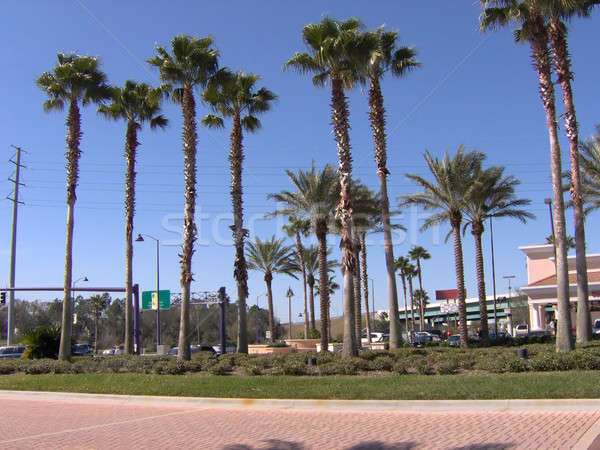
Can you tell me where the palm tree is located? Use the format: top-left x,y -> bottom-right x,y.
395,256 -> 412,335
480,1 -> 572,352
148,35 -> 219,360
400,147 -> 485,347
405,263 -> 418,333
89,293 -> 110,354
412,289 -> 430,328
201,70 -> 276,353
283,217 -> 312,340
356,27 -> 421,349
576,127 -> 600,213
98,80 -> 167,354
284,16 -> 366,357
303,245 -> 338,335
546,234 -> 576,250
316,274 -> 341,341
408,246 -> 431,331
246,236 -> 298,342
542,0 -> 598,343
463,166 -> 533,344
268,163 -> 339,351
36,53 -> 111,360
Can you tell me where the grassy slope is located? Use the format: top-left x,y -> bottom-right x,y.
2,371 -> 600,399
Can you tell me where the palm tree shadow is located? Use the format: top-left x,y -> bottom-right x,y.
346,442 -> 418,450
223,439 -> 305,450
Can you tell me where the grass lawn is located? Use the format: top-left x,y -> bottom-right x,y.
1,371 -> 600,400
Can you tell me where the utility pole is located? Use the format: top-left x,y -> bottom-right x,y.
7,146 -> 25,345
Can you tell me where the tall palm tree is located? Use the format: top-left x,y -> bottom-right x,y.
98,80 -> 167,354
89,293 -> 110,354
408,246 -> 431,331
395,256 -> 412,335
316,274 -> 341,341
356,27 -> 421,349
412,289 -> 430,328
303,245 -> 338,335
37,53 -> 111,360
246,236 -> 298,342
201,70 -> 276,353
480,1 -> 573,352
400,147 -> 485,347
284,16 -> 366,357
541,0 -> 598,343
283,217 -> 312,340
463,166 -> 533,344
268,163 -> 339,350
148,35 -> 219,360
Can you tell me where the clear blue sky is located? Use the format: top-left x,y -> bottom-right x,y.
1,1 -> 599,324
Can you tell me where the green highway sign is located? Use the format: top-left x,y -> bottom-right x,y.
142,290 -> 170,310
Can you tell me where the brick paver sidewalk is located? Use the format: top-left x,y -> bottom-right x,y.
0,398 -> 599,449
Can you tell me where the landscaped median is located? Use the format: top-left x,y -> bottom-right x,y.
2,342 -> 600,399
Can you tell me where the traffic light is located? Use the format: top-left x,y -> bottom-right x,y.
0,292 -> 6,305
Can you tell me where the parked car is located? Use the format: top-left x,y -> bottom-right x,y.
428,329 -> 443,340
101,345 -> 124,356
514,324 -> 529,336
447,335 -> 461,347
593,319 -> 600,336
72,343 -> 93,357
0,345 -> 27,358
168,345 -> 217,357
415,331 -> 440,342
413,332 -> 433,346
489,331 -> 507,341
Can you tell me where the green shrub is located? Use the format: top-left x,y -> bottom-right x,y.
241,365 -> 262,376
279,361 -> 307,376
267,341 -> 289,348
415,360 -> 435,375
20,326 -> 61,359
368,356 -> 394,372
358,350 -> 390,361
392,361 -> 408,375
530,353 -> 574,372
25,359 -> 72,375
437,359 -> 459,375
0,364 -> 17,375
209,361 -> 231,375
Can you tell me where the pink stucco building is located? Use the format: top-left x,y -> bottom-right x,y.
519,244 -> 600,330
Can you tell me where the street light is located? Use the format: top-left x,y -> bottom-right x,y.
503,275 -> 516,336
71,276 -> 88,337
286,287 -> 294,340
136,233 -> 161,349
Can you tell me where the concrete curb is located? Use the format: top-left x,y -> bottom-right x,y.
3,390 -> 600,412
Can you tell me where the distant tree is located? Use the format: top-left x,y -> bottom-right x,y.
89,293 -> 110,354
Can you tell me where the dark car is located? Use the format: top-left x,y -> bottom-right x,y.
489,331 -> 508,341
72,344 -> 94,357
447,335 -> 461,347
168,345 -> 217,357
0,345 -> 27,358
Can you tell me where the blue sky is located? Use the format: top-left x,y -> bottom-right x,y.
1,1 -> 599,324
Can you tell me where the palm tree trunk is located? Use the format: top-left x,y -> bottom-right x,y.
369,76 -> 400,349
308,276 -> 316,332
416,259 -> 425,331
178,85 -> 197,361
230,113 -> 249,353
316,221 -> 329,351
408,276 -> 415,333
353,235 -> 362,350
530,13 -> 573,352
295,232 -> 309,340
451,221 -> 468,348
473,225 -> 489,345
123,118 -> 138,355
549,16 -> 591,343
330,71 -> 356,357
265,274 -> 275,342
59,100 -> 81,361
360,232 -> 371,344
401,274 -> 409,337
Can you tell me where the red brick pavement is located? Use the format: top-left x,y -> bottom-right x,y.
0,398 -> 598,449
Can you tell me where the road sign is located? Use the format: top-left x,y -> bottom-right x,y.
436,289 -> 458,300
142,290 -> 170,310
265,330 -> 271,339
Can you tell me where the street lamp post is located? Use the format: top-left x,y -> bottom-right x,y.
503,275 -> 515,336
71,276 -> 88,338
286,287 -> 294,340
490,216 -> 498,335
136,233 -> 161,350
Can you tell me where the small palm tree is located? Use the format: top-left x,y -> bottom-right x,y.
246,236 -> 298,341
405,263 -> 418,333
201,70 -> 276,353
412,289 -> 430,327
89,293 -> 110,354
356,26 -> 421,349
283,216 -> 312,340
268,163 -> 339,350
285,16 -> 367,357
98,80 -> 167,354
37,53 -> 111,360
577,127 -> 600,214
395,256 -> 412,334
408,246 -> 431,331
463,166 -> 533,344
480,0 -> 572,352
148,35 -> 219,360
400,147 -> 485,347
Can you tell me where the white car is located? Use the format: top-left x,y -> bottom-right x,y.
515,324 -> 529,336
361,332 -> 387,344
